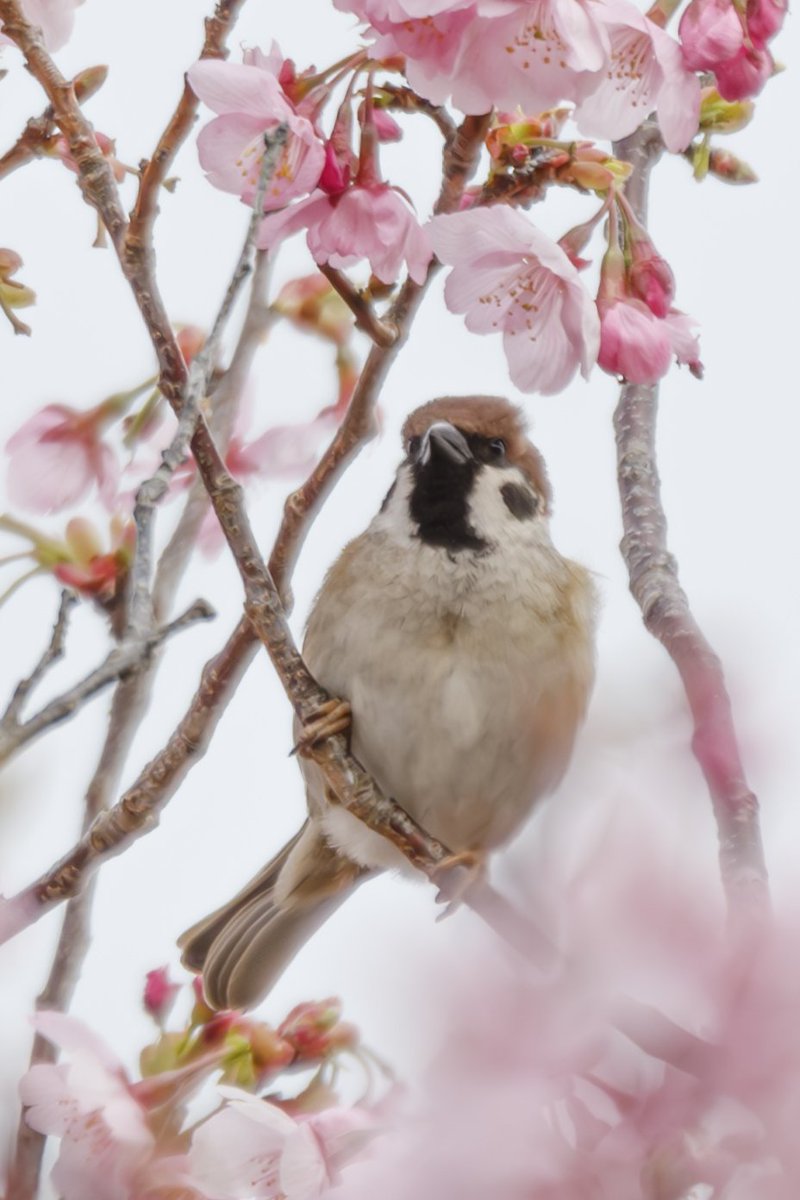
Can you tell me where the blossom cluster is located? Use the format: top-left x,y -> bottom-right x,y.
18,977 -> 372,1200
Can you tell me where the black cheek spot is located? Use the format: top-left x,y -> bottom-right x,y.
501,482 -> 538,521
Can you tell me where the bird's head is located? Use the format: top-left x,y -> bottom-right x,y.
377,395 -> 552,555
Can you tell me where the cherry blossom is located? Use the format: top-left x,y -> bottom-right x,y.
575,0 -> 700,152
188,1087 -> 372,1200
143,966 -> 181,1025
452,0 -> 611,116
19,1012 -> 156,1200
258,183 -> 432,285
598,296 -> 673,384
6,402 -> 119,515
428,207 -> 600,395
0,0 -> 83,52
188,53 -> 325,211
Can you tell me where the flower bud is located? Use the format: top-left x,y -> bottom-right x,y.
273,274 -> 353,345
278,997 -> 357,1059
143,967 -> 180,1025
707,146 -> 758,182
72,64 -> 109,102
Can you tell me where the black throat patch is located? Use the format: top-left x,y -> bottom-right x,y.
409,455 -> 487,554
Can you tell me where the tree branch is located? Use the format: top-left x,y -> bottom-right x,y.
126,0 -> 247,248
0,599 -> 214,769
613,125 -> 768,912
317,264 -> 399,347
2,591 -> 76,725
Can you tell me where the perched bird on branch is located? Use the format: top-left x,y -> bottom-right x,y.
180,395 -> 596,1009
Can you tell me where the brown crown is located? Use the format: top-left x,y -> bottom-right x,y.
402,395 -> 552,512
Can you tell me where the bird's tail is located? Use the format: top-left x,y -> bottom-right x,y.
178,822 -> 366,1011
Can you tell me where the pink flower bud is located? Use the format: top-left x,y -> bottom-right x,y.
747,0 -> 787,44
175,325 -> 206,365
628,250 -> 676,319
679,0 -> 744,72
707,146 -> 759,183
143,967 -> 180,1024
367,105 -> 403,143
714,41 -> 773,100
278,997 -> 357,1060
319,141 -> 350,194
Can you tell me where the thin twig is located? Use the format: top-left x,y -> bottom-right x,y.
0,599 -> 214,768
2,591 -> 76,724
612,125 -> 768,912
376,83 -> 457,142
127,128 -> 286,638
126,0 -> 247,249
152,251 -> 277,619
0,65 -> 107,181
318,264 -> 399,347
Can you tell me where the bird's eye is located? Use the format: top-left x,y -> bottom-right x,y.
407,435 -> 421,458
489,438 -> 506,457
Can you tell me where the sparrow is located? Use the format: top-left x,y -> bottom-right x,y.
180,395 -> 596,1010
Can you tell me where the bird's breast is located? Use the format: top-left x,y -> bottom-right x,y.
303,530 -> 595,869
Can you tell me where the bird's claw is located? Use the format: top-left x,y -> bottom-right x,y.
291,698 -> 352,758
432,849 -> 487,919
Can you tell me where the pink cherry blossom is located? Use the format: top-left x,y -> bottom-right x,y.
665,308 -> 703,376
452,0 -> 610,116
428,207 -> 600,395
258,184 -> 432,285
6,403 -> 118,514
575,0 -> 701,152
0,0 -> 82,51
336,0 -> 610,115
188,1088 -> 372,1200
188,54 -> 325,211
598,297 -> 673,384
679,0 -> 745,72
19,1012 -> 156,1200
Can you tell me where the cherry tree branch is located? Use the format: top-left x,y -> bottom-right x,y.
0,599 -> 214,769
2,591 -> 76,724
0,65 -> 107,180
126,0 -> 247,247
613,125 -> 768,912
317,264 -> 400,348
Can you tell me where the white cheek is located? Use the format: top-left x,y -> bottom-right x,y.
467,466 -> 547,548
371,463 -> 416,542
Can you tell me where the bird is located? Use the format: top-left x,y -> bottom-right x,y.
179,395 -> 597,1010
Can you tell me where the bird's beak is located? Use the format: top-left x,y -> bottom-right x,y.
418,421 -> 472,466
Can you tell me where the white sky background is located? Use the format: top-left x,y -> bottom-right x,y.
0,0 -> 798,1170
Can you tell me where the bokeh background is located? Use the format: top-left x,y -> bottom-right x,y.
0,0 -> 798,1172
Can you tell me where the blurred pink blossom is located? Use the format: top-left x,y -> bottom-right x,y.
575,0 -> 701,152
665,309 -> 703,376
188,53 -> 325,211
258,183 -> 432,285
187,1087 -> 373,1200
428,207 -> 600,395
6,402 -> 118,514
0,0 -> 82,51
19,1012 -> 156,1200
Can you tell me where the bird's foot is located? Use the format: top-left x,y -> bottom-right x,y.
432,848 -> 487,919
292,697 -> 352,758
